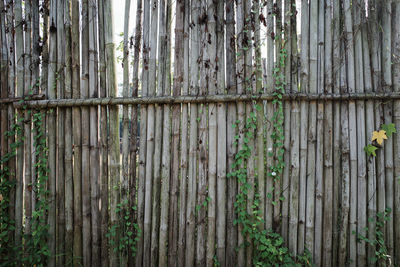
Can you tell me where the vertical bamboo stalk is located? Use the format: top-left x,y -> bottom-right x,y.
353,0 -> 367,264
298,0 -> 309,255
144,0 -> 157,265
288,0 -> 299,256
158,1 -> 172,265
226,0 -> 238,265
136,0 -> 150,264
0,0 -> 8,171
151,1 -> 166,264
47,0 -> 57,265
382,0 -> 394,258
306,0 -> 318,257
186,0 -> 200,265
393,1 -> 400,265
314,0 -> 325,264
265,0 -> 274,231
64,0 -> 74,262
178,0 -> 190,265
56,0 -> 65,264
196,1 -> 208,265
323,0 -> 334,265
332,0 -> 341,264
14,0 -> 24,257
104,0 -> 121,266
88,0 -> 100,264
128,0 -> 142,265
81,0 -> 91,265
71,0 -> 83,264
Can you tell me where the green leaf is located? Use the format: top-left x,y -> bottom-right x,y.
381,123 -> 397,137
364,144 -> 378,157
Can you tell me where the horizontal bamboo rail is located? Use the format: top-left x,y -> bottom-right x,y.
6,92 -> 400,108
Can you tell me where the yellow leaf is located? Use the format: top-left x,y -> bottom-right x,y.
371,130 -> 388,145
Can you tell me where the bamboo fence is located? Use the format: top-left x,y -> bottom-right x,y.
1,0 -> 400,266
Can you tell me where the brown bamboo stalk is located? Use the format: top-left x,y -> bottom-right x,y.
64,0 -> 74,263
56,0 -> 66,264
135,0 -> 150,264
14,0 -> 24,258
81,0 -> 91,265
298,0 -> 309,255
177,0 -> 190,265
72,0 -> 83,264
0,0 -> 8,173
143,0 -> 157,265
158,0 -> 172,265
104,0 -> 121,266
226,0 -> 238,265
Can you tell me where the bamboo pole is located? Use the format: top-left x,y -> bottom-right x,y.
56,1 -> 66,264
88,0 -> 100,264
136,0 -> 150,264
104,1 -> 121,266
14,0 -> 24,258
64,0 -> 74,263
178,0 -> 189,265
143,0 -> 157,265
353,0 -> 367,264
226,0 -> 238,265
382,0 -> 394,258
298,0 -> 309,255
158,0 -> 172,265
128,0 -> 142,264
323,0 -> 333,265
196,1 -> 208,265
331,0 -> 341,264
314,0 -> 325,264
305,0 -> 317,257
186,0 -> 200,265
81,1 -> 92,265
71,0 -> 83,264
151,1 -> 166,264
0,0 -> 7,172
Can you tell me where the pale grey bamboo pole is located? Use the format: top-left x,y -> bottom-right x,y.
143,0 -> 157,265
353,0 -> 367,264
186,0 -> 201,265
362,3 -> 377,262
226,0 -> 238,265
306,0 -> 317,257
121,0 -> 131,265
56,0 -> 66,264
235,0 -> 245,264
23,0 -> 33,246
281,0 -> 291,247
136,0 -> 150,264
128,0 -> 142,265
14,0 -> 24,258
177,0 -> 189,265
323,0 -> 333,265
151,0 -> 166,264
71,0 -> 83,264
206,0 -> 217,265
393,1 -> 400,265
216,0 -> 227,263
104,1 -> 121,266
158,1 -> 172,264
331,0 -> 341,264
298,0 -> 309,255
314,0 -> 325,264
382,1 -> 394,259
265,0 -> 274,232
88,0 -> 100,264
64,0 -> 74,263
343,0 -> 358,264
0,0 -> 8,172
81,1 -> 92,265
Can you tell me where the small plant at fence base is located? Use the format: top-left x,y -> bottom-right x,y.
354,208 -> 392,266
107,199 -> 140,262
0,96 -> 49,266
